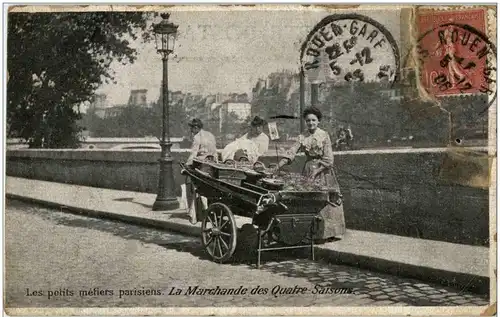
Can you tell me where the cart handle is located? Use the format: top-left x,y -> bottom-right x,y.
255,193 -> 276,214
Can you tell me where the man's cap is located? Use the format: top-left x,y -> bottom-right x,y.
188,118 -> 203,128
250,116 -> 266,127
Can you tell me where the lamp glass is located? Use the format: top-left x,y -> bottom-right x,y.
153,18 -> 178,54
162,34 -> 169,52
168,33 -> 177,52
154,33 -> 160,51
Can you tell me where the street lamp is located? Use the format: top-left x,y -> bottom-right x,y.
152,13 -> 180,211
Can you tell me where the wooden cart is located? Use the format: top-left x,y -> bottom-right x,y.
181,158 -> 340,267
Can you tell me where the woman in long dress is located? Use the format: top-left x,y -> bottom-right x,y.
277,107 -> 346,240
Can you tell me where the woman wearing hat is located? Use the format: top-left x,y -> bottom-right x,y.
242,116 -> 270,157
276,107 -> 346,241
221,116 -> 270,163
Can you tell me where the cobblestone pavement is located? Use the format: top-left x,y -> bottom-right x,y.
5,199 -> 489,308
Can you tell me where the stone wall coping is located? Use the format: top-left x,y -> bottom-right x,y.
330,146 -> 488,155
5,146 -> 488,164
6,146 -> 488,157
7,137 -> 185,144
83,137 -> 185,143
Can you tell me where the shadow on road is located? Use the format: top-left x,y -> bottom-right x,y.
8,199 -> 489,307
113,197 -> 153,209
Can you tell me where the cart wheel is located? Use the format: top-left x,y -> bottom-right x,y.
201,202 -> 238,263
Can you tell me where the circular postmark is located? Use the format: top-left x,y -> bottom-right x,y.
416,22 -> 497,111
300,13 -> 400,86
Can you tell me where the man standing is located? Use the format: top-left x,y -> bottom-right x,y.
185,118 -> 217,224
186,118 -> 217,166
345,125 -> 354,149
335,125 -> 354,151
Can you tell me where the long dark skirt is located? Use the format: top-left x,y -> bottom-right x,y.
302,159 -> 346,239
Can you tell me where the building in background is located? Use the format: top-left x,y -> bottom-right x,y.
221,102 -> 252,121
104,106 -> 126,118
128,89 -> 149,107
251,70 -> 310,119
199,93 -> 251,134
88,93 -> 109,118
93,93 -> 108,108
209,102 -> 223,133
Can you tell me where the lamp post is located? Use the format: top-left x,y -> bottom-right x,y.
152,13 -> 180,211
299,67 -> 305,133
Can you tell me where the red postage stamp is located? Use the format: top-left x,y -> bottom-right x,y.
417,9 -> 493,98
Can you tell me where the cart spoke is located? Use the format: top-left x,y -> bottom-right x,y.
218,235 -> 229,251
220,231 -> 231,237
205,236 -> 215,247
213,237 -> 219,257
210,238 -> 217,256
208,213 -> 216,228
220,219 -> 230,230
217,210 -> 223,228
212,211 -> 219,227
216,238 -> 223,258
217,208 -> 224,227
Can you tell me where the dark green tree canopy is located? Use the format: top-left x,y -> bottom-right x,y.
7,12 -> 155,147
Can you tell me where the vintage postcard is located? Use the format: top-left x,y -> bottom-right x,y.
3,3 -> 497,316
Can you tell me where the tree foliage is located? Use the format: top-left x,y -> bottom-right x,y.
7,12 -> 155,147
251,87 -> 299,139
250,76 -> 436,147
320,83 -> 405,145
90,106 -> 158,138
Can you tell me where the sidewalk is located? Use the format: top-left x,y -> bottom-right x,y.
5,176 -> 490,294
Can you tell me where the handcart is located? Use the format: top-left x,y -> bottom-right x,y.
180,158 -> 341,268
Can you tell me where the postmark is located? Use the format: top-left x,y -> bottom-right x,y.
300,13 -> 400,86
416,9 -> 497,109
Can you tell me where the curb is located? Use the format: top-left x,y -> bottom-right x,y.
6,193 -> 201,237
314,248 -> 489,295
6,194 -> 489,295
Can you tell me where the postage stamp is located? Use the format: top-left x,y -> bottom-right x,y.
3,4 -> 497,316
416,8 -> 497,108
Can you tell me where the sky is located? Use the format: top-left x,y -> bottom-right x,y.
97,7 -> 401,105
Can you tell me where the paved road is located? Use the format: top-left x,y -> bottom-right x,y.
5,199 -> 489,308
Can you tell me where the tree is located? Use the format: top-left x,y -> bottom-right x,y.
7,12 -> 155,148
251,82 -> 297,138
86,100 -> 190,139
222,112 -> 246,139
88,106 -> 156,138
